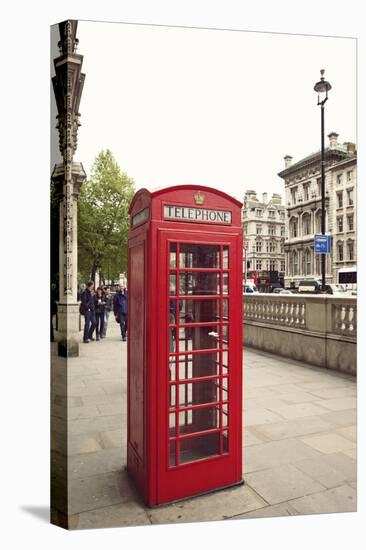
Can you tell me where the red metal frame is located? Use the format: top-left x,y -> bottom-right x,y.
127,185 -> 243,506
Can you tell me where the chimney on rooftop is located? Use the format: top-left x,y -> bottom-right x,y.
284,155 -> 293,168
271,193 -> 282,205
245,189 -> 258,201
344,142 -> 356,154
262,192 -> 268,204
328,132 -> 339,149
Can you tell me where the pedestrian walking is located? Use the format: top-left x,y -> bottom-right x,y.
102,286 -> 113,337
113,285 -> 128,341
94,286 -> 106,341
80,281 -> 96,343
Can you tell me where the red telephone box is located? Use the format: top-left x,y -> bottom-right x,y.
127,185 -> 243,506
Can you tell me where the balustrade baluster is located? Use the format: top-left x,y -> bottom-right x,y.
340,306 -> 346,331
300,303 -> 305,325
289,302 -> 294,325
280,301 -> 285,323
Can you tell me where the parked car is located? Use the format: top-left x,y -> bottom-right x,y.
324,284 -> 348,295
298,280 -> 321,294
244,284 -> 258,293
298,281 -> 349,295
278,289 -> 293,295
272,287 -> 283,294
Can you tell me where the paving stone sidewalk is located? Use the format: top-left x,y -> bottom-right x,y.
51,321 -> 357,529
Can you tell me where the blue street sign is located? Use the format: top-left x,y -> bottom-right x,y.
314,234 -> 332,254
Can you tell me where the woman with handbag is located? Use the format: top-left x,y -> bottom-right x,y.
94,287 -> 106,341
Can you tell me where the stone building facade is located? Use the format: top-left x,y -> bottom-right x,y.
330,154 -> 357,285
242,190 -> 286,275
278,132 -> 357,288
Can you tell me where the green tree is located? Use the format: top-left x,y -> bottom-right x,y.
78,150 -> 135,284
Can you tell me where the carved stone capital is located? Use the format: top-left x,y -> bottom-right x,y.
51,162 -> 87,199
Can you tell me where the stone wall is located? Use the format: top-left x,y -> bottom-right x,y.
243,294 -> 356,375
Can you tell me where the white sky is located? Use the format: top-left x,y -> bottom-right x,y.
67,21 -> 356,203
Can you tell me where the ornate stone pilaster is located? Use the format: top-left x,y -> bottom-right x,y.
52,20 -> 86,357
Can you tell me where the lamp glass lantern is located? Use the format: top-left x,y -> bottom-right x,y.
314,69 -> 332,105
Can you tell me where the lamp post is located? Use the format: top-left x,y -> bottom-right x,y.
314,69 -> 331,292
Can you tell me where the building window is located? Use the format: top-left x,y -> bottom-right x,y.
256,260 -> 262,270
337,216 -> 344,233
347,170 -> 352,182
242,210 -> 247,219
317,178 -> 322,197
290,218 -> 298,238
280,211 -> 285,220
347,188 -> 354,206
303,183 -> 310,201
304,249 -> 311,275
268,210 -> 275,218
337,191 -> 343,208
256,224 -> 262,235
280,243 -> 284,254
315,212 -> 321,233
268,225 -> 275,236
291,251 -> 298,275
315,254 -> 320,275
291,187 -> 297,205
270,260 -> 276,271
302,214 -> 311,235
281,226 -> 285,237
348,241 -> 354,261
347,214 -> 354,231
256,240 -> 262,253
280,260 -> 285,272
256,209 -> 263,217
243,223 -> 248,233
337,174 -> 342,185
337,242 -> 344,262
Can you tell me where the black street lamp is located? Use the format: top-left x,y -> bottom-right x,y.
314,69 -> 331,292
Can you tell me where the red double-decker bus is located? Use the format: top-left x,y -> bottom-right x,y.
244,270 -> 283,292
245,270 -> 259,286
245,270 -> 270,285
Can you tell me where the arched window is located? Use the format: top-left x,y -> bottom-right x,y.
315,210 -> 327,233
291,251 -> 298,275
302,213 -> 311,236
347,240 -> 355,261
304,249 -> 312,275
315,254 -> 321,275
337,241 -> 344,262
290,217 -> 298,238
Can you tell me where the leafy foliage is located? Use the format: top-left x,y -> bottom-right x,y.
78,150 -> 135,283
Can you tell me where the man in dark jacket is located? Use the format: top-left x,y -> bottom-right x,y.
81,281 -> 96,343
113,285 -> 128,341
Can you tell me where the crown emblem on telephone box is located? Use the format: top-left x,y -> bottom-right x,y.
194,191 -> 205,205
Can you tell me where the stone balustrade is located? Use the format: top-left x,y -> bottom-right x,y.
243,294 -> 357,375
